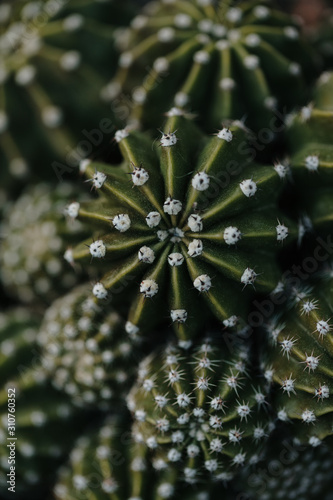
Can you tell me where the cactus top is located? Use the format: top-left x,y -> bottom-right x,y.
109,0 -> 316,132
71,113 -> 297,340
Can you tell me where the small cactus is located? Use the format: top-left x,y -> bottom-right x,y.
70,114 -> 298,339
0,309 -> 89,499
127,339 -> 271,484
108,0 -> 317,131
263,273 -> 333,446
38,284 -> 139,409
54,413 -> 236,500
0,183 -> 88,304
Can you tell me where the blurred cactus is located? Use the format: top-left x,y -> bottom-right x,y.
0,182 -> 88,305
263,272 -> 333,446
38,284 -> 140,409
107,0 -> 317,132
69,113 -> 298,340
127,339 -> 272,484
0,308 -> 91,499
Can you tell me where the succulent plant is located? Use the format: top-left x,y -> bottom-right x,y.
38,284 -> 140,409
0,182 -> 88,304
107,0 -> 317,132
0,309 -> 91,500
127,338 -> 272,485
240,432 -> 333,500
314,10 -> 333,71
69,113 -> 298,340
0,0 -> 133,183
262,271 -> 333,446
54,413 -> 236,500
285,72 -> 333,238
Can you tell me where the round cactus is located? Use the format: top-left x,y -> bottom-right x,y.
262,272 -> 333,446
69,113 -> 297,339
127,338 -> 272,485
0,0 -> 133,182
38,284 -> 140,409
0,309 -> 90,499
107,0 -> 317,132
0,182 -> 88,304
240,432 -> 333,500
54,413 -> 236,500
285,72 -> 333,238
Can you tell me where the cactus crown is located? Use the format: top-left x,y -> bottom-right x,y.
109,0 -> 316,131
70,113 -> 297,340
127,339 -> 271,484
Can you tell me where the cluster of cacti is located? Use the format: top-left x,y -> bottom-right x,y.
0,182 -> 88,304
108,0 -> 317,132
2,1 -> 333,499
38,284 -> 140,409
0,309 -> 92,499
0,0 -> 133,187
127,339 -> 271,482
70,114 -> 297,339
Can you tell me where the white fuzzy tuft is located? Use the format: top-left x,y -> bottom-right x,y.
65,202 -> 80,219
305,155 -> 319,172
276,223 -> 289,241
140,279 -> 158,298
131,166 -> 149,186
163,197 -> 182,215
93,283 -> 108,299
145,211 -> 161,228
91,171 -> 107,189
160,131 -> 178,147
168,253 -> 184,267
191,172 -> 210,191
89,240 -> 106,258
188,214 -> 203,232
113,214 -> 131,232
224,226 -> 241,245
240,268 -> 257,286
188,239 -> 203,257
217,127 -> 233,142
170,309 -> 187,323
193,274 -> 212,292
138,246 -> 155,264
239,179 -> 257,197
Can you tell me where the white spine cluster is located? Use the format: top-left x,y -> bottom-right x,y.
163,197 -> 182,215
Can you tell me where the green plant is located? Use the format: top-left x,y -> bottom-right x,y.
0,309 -> 90,500
127,338 -> 271,484
69,113 -> 298,340
262,272 -> 333,446
107,0 -> 317,132
0,182 -> 88,305
38,284 -> 140,409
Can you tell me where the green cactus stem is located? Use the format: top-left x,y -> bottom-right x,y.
107,0 -> 317,132
69,113 -> 298,340
127,338 -> 272,484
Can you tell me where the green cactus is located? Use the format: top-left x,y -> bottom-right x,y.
285,72 -> 333,238
0,0 -> 133,183
262,272 -> 333,446
0,309 -> 91,499
38,284 -> 140,409
0,182 -> 88,305
54,413 -> 237,500
240,432 -> 333,500
313,10 -> 333,71
127,338 -> 272,484
107,0 -> 317,132
69,113 -> 298,340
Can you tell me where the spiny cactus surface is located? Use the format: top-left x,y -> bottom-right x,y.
0,182 -> 87,304
38,284 -> 140,409
70,113 -> 298,339
108,0 -> 316,132
0,309 -> 90,500
127,339 -> 271,484
263,273 -> 333,446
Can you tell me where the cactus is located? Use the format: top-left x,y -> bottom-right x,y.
107,0 -> 317,132
54,413 -> 236,500
0,0 -> 133,183
0,309 -> 91,499
240,431 -> 333,500
69,114 -> 298,340
38,284 -> 140,409
127,338 -> 272,485
0,182 -> 88,305
285,72 -> 333,238
262,271 -> 333,446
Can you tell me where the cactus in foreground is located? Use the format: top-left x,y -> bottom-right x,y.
0,0 -> 133,181
70,113 -> 298,340
285,72 -> 333,238
38,284 -> 139,409
54,413 -> 236,500
107,0 -> 316,132
127,339 -> 271,484
0,182 -> 88,304
240,432 -> 333,500
263,272 -> 333,446
0,310 -> 90,499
